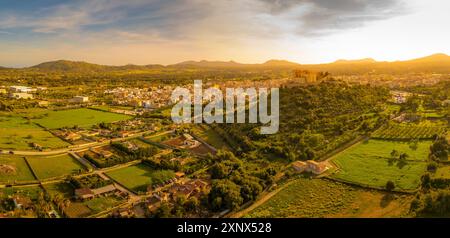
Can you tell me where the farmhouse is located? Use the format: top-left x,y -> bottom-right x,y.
38,100 -> 49,107
306,160 -> 328,174
63,132 -> 82,141
9,92 -> 33,99
168,179 -> 208,199
181,134 -> 201,148
292,161 -> 307,172
75,188 -> 95,200
72,96 -> 89,103
10,86 -> 36,93
292,160 -> 328,174
92,184 -> 117,196
75,184 -> 117,200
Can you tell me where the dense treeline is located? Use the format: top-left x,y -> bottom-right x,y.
207,150 -> 276,211
212,80 -> 390,161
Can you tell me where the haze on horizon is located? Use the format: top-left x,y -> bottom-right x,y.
1,0 -> 450,67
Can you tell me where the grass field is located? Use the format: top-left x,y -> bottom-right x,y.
192,125 -> 230,150
106,164 -> 174,193
32,108 -> 132,129
330,139 -> 430,190
83,196 -> 124,213
245,178 -> 411,218
372,124 -> 446,140
433,166 -> 450,179
0,156 -> 36,183
0,186 -> 44,200
26,154 -> 86,180
43,182 -> 75,199
0,115 -> 70,150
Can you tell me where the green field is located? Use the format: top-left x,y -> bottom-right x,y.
245,178 -> 412,218
106,164 -> 174,193
33,108 -> 132,129
0,156 -> 36,183
0,115 -> 70,150
0,186 -> 44,200
330,140 -> 430,190
192,125 -> 230,150
433,166 -> 450,179
26,154 -> 86,179
43,182 -> 75,199
83,196 -> 124,214
372,124 -> 446,140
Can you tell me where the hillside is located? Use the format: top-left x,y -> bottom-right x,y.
5,53 -> 450,74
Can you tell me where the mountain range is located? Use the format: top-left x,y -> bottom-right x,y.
2,53 -> 450,74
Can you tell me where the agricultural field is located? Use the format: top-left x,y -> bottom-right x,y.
372,124 -> 446,140
0,156 -> 36,183
432,166 -> 450,179
130,138 -> 154,149
192,125 -> 231,151
43,182 -> 75,199
83,195 -> 124,214
106,164 -> 175,193
0,186 -> 44,201
330,140 -> 430,190
0,115 -> 70,150
244,178 -> 411,218
26,154 -> 86,180
32,108 -> 132,129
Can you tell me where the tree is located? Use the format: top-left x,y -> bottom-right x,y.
399,153 -> 409,161
208,179 -> 243,211
386,180 -> 395,192
390,149 -> 399,159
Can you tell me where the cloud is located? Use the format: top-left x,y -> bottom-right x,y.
258,0 -> 408,36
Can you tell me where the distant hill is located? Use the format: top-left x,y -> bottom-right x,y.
30,60 -> 164,72
14,53 -> 450,74
172,60 -> 246,68
262,59 -> 300,67
333,58 -> 377,64
31,60 -> 107,72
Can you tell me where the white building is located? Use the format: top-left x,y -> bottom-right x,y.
10,86 -> 36,93
10,93 -> 33,99
72,96 -> 89,103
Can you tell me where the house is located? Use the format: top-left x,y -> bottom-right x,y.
146,194 -> 167,212
98,150 -> 113,158
75,188 -> 95,200
117,131 -> 132,138
175,172 -> 185,179
63,132 -> 82,141
10,86 -> 35,93
38,101 -> 49,107
292,161 -> 307,172
292,160 -> 328,175
91,184 -> 117,196
305,160 -> 328,174
168,179 -> 208,199
31,143 -> 43,151
143,101 -> 153,109
9,93 -> 33,99
72,96 -> 89,103
122,141 -> 139,151
113,208 -> 134,218
182,134 -> 201,148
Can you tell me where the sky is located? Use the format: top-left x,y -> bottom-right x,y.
1,0 -> 450,67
